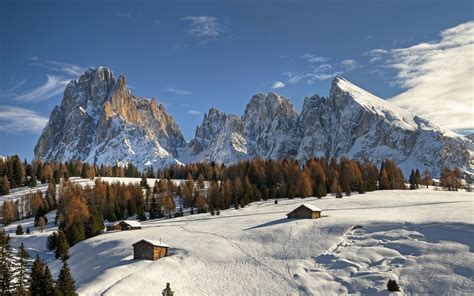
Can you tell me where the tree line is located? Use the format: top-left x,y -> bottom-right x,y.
0,231 -> 77,295
0,156 -> 143,196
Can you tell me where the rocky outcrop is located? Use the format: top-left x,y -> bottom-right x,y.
35,67 -> 472,176
35,67 -> 187,170
188,108 -> 247,163
295,77 -> 472,176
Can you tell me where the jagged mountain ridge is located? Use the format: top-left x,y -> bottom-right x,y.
35,67 -> 187,169
35,67 -> 473,176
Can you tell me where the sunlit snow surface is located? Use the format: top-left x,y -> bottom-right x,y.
5,183 -> 473,295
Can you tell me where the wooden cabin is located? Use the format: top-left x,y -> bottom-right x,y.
287,204 -> 322,219
106,220 -> 142,231
133,239 -> 169,261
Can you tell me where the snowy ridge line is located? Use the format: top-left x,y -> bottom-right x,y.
34,66 -> 472,178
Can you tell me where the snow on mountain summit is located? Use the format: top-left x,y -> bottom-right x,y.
35,67 -> 187,171
35,69 -> 472,176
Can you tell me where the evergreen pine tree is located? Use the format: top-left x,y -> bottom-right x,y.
0,176 -> 9,195
57,261 -> 77,296
55,230 -> 69,260
14,242 -> 30,295
162,282 -> 174,296
43,265 -> 57,296
26,227 -> 30,234
29,172 -> 37,188
0,231 -> 14,295
30,255 -> 45,296
415,169 -> 421,188
16,224 -> 24,235
409,169 -> 416,190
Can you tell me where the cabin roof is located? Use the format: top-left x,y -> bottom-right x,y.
133,239 -> 169,248
119,220 -> 142,227
301,204 -> 322,212
287,204 -> 322,214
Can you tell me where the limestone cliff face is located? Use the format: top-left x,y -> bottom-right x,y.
35,68 -> 472,176
34,67 -> 187,170
295,77 -> 472,176
190,77 -> 472,176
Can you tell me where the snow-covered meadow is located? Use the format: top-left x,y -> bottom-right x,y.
4,187 -> 473,295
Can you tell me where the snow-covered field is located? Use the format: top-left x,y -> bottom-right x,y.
5,188 -> 474,295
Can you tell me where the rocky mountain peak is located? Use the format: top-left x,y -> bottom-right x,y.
35,68 -> 472,177
35,66 -> 187,171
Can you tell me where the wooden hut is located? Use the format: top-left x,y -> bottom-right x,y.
133,239 -> 169,261
287,204 -> 322,219
106,220 -> 142,231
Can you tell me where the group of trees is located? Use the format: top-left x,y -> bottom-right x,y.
0,156 -> 145,196
0,231 -> 77,295
2,182 -> 57,226
46,180 -> 147,259
152,157 -> 408,214
439,167 -> 463,191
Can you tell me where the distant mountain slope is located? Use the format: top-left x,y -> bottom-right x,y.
35,67 -> 472,176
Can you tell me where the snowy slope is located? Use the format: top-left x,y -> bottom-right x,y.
6,189 -> 473,295
296,77 -> 472,176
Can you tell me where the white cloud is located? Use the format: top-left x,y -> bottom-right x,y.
0,105 -> 48,134
182,16 -> 222,39
186,110 -> 201,115
385,21 -> 474,132
29,59 -> 85,78
340,59 -> 359,71
2,75 -> 69,103
302,54 -> 327,63
365,49 -> 389,63
283,55 -> 353,85
46,61 -> 84,77
271,81 -> 286,89
164,88 -> 192,96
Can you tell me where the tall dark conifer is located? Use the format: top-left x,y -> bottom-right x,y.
57,261 -> 77,296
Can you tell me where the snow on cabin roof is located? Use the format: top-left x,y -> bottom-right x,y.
133,239 -> 169,248
300,204 -> 322,212
120,220 -> 142,227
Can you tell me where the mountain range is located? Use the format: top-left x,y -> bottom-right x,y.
34,67 -> 473,177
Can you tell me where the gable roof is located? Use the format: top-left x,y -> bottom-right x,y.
133,239 -> 169,248
301,204 -> 322,211
119,220 -> 142,227
287,204 -> 322,213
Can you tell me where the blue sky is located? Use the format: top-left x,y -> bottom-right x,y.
1,0 -> 473,160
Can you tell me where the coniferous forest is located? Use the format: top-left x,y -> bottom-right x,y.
0,154 -> 466,295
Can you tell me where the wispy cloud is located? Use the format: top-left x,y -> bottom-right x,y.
2,78 -> 26,93
340,59 -> 359,71
46,61 -> 84,76
1,75 -> 68,103
164,88 -> 192,96
364,48 -> 389,63
283,54 -> 357,85
28,58 -> 85,77
271,81 -> 286,89
0,105 -> 48,134
302,53 -> 327,63
368,21 -> 474,131
182,16 -> 223,39
186,110 -> 201,115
